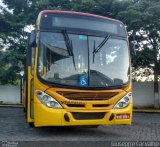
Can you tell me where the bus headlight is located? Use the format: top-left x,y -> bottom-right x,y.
36,90 -> 62,108
114,93 -> 132,109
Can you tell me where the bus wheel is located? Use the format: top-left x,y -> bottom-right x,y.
77,125 -> 99,128
29,122 -> 35,128
23,108 -> 26,112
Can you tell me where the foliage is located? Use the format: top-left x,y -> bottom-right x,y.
0,0 -> 160,84
118,0 -> 160,84
0,6 -> 26,84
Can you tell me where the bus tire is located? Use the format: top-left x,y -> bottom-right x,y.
23,108 -> 26,112
77,125 -> 99,128
29,122 -> 35,128
85,125 -> 99,128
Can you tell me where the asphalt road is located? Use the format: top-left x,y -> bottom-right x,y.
0,108 -> 160,146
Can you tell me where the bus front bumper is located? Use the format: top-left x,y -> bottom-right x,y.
34,103 -> 133,127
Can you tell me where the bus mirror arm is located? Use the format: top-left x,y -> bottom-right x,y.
130,42 -> 136,56
29,30 -> 37,47
130,34 -> 137,56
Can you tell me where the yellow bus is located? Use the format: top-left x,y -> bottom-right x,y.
22,10 -> 132,127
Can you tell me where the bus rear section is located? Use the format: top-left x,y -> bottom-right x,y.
22,10 -> 133,127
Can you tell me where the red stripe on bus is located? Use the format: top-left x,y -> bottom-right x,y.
39,10 -> 124,25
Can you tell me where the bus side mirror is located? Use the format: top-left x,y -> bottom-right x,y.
129,33 -> 137,56
29,30 -> 36,47
130,41 -> 136,56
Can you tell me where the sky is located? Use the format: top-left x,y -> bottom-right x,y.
0,0 -> 9,13
0,0 -> 34,32
0,0 -> 3,5
0,0 -> 6,8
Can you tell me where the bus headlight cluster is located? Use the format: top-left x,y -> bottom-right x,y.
35,90 -> 62,108
114,93 -> 132,109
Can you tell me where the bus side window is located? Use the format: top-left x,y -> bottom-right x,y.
38,42 -> 44,77
31,47 -> 36,75
38,42 -> 48,78
29,30 -> 36,75
46,48 -> 52,71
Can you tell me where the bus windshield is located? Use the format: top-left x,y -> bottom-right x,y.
38,32 -> 129,88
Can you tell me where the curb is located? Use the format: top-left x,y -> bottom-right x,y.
133,109 -> 160,113
0,104 -> 23,108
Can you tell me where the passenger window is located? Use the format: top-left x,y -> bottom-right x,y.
31,47 -> 36,75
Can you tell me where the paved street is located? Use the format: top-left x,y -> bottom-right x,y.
0,108 -> 160,144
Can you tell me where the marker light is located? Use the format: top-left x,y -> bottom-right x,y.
114,93 -> 132,109
35,90 -> 62,108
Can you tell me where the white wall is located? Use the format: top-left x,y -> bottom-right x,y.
132,82 -> 155,108
0,85 -> 20,104
0,83 -> 159,108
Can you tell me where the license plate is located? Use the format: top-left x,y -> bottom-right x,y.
116,114 -> 130,119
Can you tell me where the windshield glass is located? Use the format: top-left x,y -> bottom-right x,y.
38,32 -> 130,88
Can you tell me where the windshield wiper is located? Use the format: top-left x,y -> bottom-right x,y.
93,34 -> 111,63
62,29 -> 76,70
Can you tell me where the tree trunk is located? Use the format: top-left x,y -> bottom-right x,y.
154,66 -> 160,109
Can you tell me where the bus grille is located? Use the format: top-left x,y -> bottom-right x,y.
57,91 -> 118,101
71,112 -> 106,120
92,104 -> 110,107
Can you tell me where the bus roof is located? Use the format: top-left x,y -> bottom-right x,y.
39,10 -> 124,25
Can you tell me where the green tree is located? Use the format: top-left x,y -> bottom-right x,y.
0,6 -> 26,84
118,0 -> 160,108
